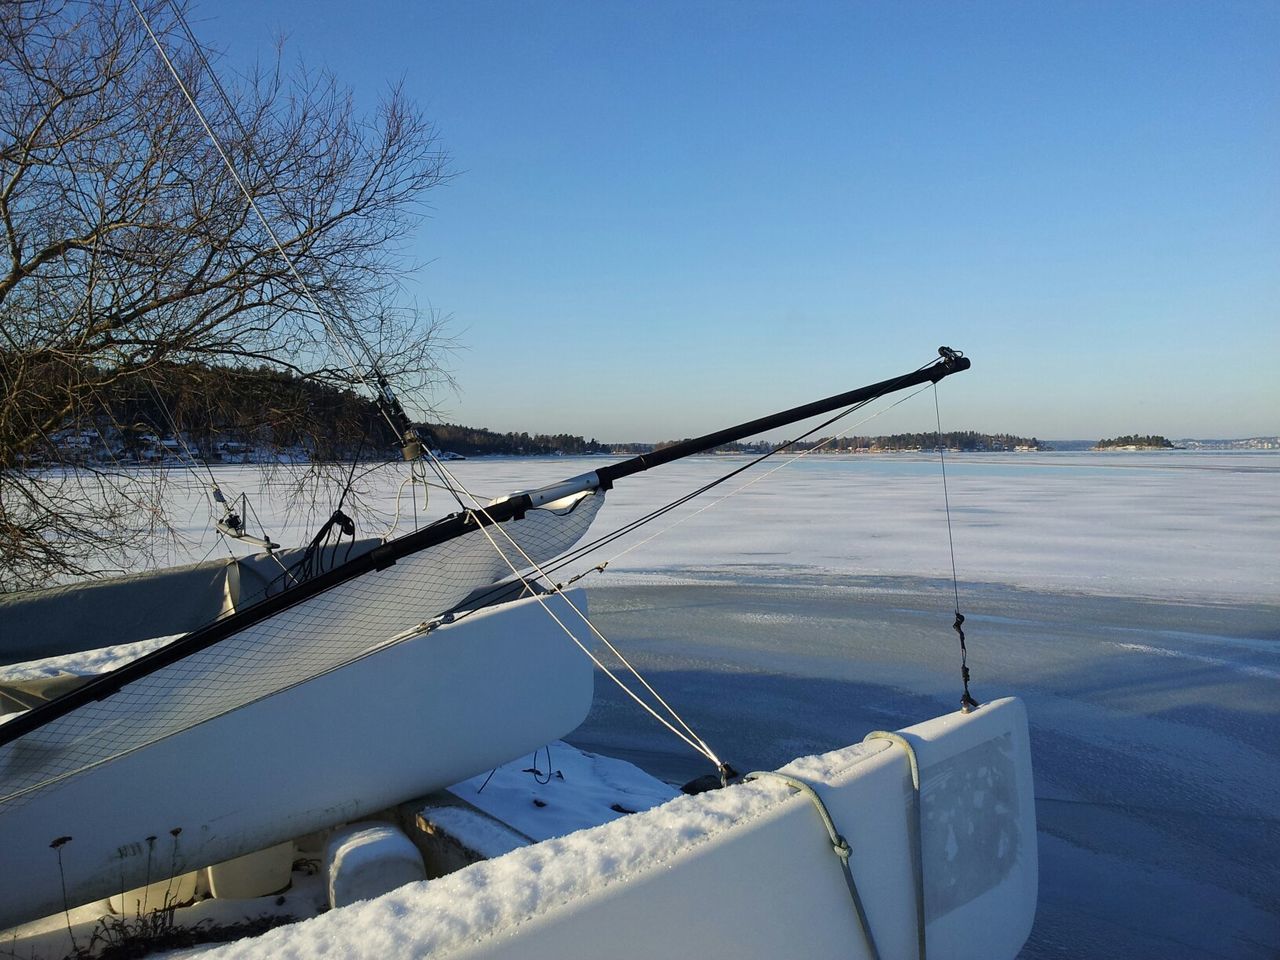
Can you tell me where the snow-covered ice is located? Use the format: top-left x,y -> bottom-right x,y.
128,450 -> 1277,605
6,451 -> 1278,958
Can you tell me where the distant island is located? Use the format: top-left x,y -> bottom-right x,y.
1093,434 -> 1179,451
27,363 -> 1060,464
1176,437 -> 1280,451
816,431 -> 1045,453
665,431 -> 1047,455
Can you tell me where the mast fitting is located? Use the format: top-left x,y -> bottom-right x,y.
374,374 -> 426,461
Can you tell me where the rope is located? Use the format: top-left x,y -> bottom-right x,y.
420,453 -> 470,512
744,771 -> 881,960
864,731 -> 926,960
455,378 -> 935,617
932,381 -> 979,713
381,473 -> 418,540
542,377 -> 934,579
524,744 -> 556,785
574,383 -> 936,577
129,0 -> 408,445
421,450 -> 724,769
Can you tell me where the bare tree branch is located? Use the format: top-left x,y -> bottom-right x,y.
1,0 -> 453,589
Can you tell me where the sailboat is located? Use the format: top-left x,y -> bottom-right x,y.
0,348 -> 1037,960
0,6 -> 1035,955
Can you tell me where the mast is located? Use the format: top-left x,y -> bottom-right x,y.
511,346 -> 970,508
595,347 -> 969,489
0,349 -> 970,748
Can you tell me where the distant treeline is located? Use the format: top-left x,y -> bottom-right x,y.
33,362 -> 610,460
31,362 -> 1045,462
20,360 -> 386,462
1095,434 -> 1177,449
425,423 -> 608,457
662,431 -> 1046,454
815,431 -> 1044,452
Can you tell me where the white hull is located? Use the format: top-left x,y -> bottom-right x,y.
0,591 -> 593,931
203,698 -> 1036,960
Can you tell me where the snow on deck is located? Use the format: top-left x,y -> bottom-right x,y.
446,741 -> 679,843
182,745 -> 874,960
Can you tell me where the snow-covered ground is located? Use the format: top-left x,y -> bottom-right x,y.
10,451 -> 1279,958
142,450 -> 1277,604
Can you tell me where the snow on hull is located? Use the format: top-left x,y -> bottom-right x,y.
0,591 -> 594,932
198,698 -> 1036,960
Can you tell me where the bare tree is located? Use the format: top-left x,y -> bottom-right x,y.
0,0 -> 452,590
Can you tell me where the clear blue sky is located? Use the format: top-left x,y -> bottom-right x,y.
199,1 -> 1277,442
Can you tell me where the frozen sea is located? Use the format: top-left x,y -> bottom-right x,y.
33,451 -> 1280,958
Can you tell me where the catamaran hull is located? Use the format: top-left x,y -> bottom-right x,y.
211,697 -> 1036,960
0,591 -> 593,932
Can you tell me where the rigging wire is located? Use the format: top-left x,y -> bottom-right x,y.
537,359 -> 941,580
131,0 -> 442,579
466,499 -> 723,768
555,382 -> 936,586
130,0 -> 972,767
933,377 -> 979,713
412,362 -> 942,771
129,0 -> 408,445
418,449 -> 470,512
107,0 -> 707,780
421,449 -> 724,769
164,3 -> 394,389
139,378 -> 285,557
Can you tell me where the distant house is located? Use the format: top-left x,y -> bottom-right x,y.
132,433 -> 195,463
52,428 -> 108,462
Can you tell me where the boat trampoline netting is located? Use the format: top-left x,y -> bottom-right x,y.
0,491 -> 604,810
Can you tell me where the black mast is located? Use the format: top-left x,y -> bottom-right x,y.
595,347 -> 969,489
0,349 -> 970,748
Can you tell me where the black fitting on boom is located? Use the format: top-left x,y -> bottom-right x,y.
932,346 -> 967,381
374,374 -> 425,461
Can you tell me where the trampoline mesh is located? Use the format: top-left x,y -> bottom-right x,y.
0,491 -> 604,809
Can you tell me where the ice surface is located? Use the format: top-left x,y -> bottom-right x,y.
123,451 -> 1278,604
12,452 -> 1279,959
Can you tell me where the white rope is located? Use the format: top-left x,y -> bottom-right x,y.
382,467 -> 499,540
380,474 -> 417,540
471,518 -> 719,763
424,451 -> 722,767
